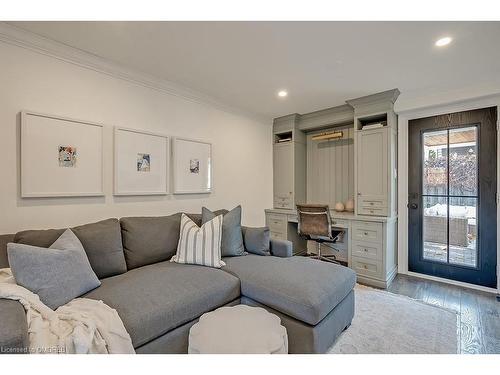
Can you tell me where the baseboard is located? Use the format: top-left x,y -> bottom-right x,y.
406,271 -> 499,295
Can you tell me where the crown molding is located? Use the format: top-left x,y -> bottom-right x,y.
0,22 -> 270,124
395,84 -> 500,115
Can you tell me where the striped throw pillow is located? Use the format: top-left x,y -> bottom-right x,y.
170,213 -> 226,268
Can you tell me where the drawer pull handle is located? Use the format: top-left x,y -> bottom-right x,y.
364,232 -> 368,235
363,265 -> 368,269
364,248 -> 368,252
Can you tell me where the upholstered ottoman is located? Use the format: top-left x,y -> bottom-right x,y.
188,305 -> 288,354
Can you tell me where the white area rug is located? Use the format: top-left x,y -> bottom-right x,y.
329,284 -> 459,354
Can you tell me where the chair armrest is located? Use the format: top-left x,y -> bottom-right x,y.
270,239 -> 293,258
0,299 -> 28,354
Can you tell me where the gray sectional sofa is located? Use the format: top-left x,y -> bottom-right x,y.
0,211 -> 356,354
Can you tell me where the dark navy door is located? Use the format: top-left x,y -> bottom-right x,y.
408,107 -> 497,288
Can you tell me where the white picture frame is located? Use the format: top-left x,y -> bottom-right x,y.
21,111 -> 104,198
172,137 -> 212,194
114,127 -> 170,196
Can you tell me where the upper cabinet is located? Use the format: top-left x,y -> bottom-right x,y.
271,89 -> 399,217
356,127 -> 389,215
347,89 -> 399,217
273,114 -> 306,209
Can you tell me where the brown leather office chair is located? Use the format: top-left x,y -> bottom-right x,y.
296,204 -> 342,263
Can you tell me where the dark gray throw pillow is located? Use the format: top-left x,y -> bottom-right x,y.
14,218 -> 127,279
242,226 -> 271,256
202,206 -> 245,257
7,229 -> 101,310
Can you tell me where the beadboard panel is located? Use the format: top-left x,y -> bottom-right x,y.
306,125 -> 354,206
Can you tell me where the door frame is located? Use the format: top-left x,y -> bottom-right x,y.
397,94 -> 500,294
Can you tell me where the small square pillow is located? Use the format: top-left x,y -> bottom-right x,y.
242,226 -> 271,256
202,206 -> 245,257
7,229 -> 101,310
171,213 -> 225,268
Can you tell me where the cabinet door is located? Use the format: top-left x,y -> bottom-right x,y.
357,128 -> 388,207
273,142 -> 294,208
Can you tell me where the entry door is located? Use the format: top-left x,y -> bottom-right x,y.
408,107 -> 497,288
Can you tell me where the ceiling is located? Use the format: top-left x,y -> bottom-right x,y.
8,21 -> 500,119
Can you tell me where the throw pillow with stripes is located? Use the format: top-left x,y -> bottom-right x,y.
170,213 -> 225,268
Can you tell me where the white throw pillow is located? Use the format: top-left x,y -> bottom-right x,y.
170,213 -> 225,268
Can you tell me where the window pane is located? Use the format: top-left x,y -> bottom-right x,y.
423,130 -> 448,196
423,196 -> 448,263
448,197 -> 477,268
449,126 -> 477,197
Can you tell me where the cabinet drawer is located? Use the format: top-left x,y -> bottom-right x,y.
274,196 -> 293,209
360,198 -> 386,209
267,214 -> 287,233
351,257 -> 384,279
270,231 -> 286,241
358,206 -> 387,216
352,221 -> 383,244
331,218 -> 349,228
352,241 -> 383,261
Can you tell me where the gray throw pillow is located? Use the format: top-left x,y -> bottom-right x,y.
242,226 -> 271,256
202,206 -> 245,257
7,229 -> 101,310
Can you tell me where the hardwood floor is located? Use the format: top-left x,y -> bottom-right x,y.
386,274 -> 500,354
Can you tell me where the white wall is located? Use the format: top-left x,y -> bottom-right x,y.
0,42 -> 273,233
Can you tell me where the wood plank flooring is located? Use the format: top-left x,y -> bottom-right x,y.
386,274 -> 500,354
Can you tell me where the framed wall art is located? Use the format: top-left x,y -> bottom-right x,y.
21,111 -> 104,198
172,137 -> 212,194
114,127 -> 170,195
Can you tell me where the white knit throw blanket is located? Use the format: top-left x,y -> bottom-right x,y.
0,268 -> 135,354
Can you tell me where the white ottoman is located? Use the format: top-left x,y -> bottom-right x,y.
188,305 -> 288,354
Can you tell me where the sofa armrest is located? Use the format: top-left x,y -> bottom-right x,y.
0,299 -> 28,354
270,239 -> 293,258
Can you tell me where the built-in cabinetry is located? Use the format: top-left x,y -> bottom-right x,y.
347,91 -> 399,218
265,208 -> 398,288
273,114 -> 306,209
349,218 -> 397,288
268,89 -> 400,289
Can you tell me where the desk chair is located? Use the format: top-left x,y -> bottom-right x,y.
296,204 -> 343,264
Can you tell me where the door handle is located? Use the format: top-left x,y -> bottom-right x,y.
409,203 -> 418,209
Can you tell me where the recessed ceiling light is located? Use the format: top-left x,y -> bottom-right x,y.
277,90 -> 288,98
435,37 -> 452,47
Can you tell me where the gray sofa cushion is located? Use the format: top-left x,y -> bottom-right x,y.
7,229 -> 101,310
84,261 -> 240,348
0,234 -> 14,269
14,219 -> 127,279
120,214 -> 182,270
202,206 -> 244,257
222,255 -> 356,325
242,226 -> 270,256
0,299 -> 28,353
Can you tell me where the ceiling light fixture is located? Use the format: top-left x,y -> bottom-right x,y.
277,90 -> 288,98
435,37 -> 452,47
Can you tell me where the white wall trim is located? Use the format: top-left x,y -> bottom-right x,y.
406,271 -> 498,295
396,94 -> 500,294
0,22 -> 270,125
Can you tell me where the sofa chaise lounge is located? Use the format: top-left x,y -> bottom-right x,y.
0,211 -> 356,354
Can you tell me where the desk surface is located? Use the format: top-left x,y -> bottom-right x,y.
265,207 -> 396,223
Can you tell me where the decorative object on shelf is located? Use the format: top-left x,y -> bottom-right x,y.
311,130 -> 343,141
334,202 -> 345,212
345,198 -> 354,212
21,111 -> 104,198
114,127 -> 169,195
361,121 -> 386,130
173,137 -> 212,194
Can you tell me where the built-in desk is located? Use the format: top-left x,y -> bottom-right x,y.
265,208 -> 398,288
